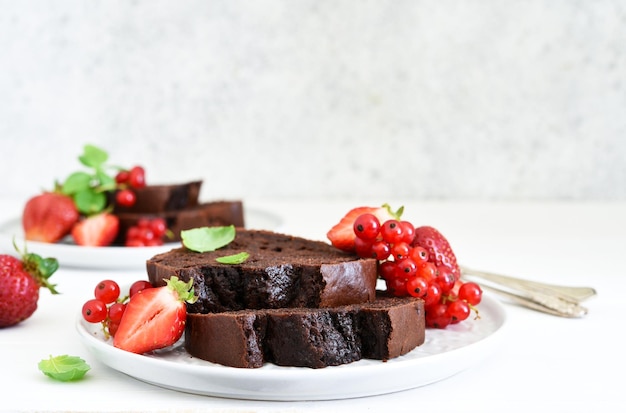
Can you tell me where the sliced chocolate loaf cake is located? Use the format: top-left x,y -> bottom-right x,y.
115,201 -> 244,243
109,179 -> 244,244
184,294 -> 425,369
113,180 -> 202,214
147,230 -> 378,313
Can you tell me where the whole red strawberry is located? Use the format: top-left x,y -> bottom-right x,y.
23,192 -> 79,243
412,226 -> 460,279
0,245 -> 59,328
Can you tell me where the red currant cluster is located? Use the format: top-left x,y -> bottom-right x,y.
114,165 -> 146,208
125,217 -> 169,247
81,279 -> 153,337
352,213 -> 483,328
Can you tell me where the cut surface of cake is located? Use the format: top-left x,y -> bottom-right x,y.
147,230 -> 379,313
184,294 -> 425,368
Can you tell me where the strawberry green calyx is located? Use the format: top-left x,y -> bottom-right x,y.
165,276 -> 198,304
12,239 -> 59,294
381,203 -> 404,221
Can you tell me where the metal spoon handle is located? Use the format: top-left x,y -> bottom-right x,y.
460,265 -> 597,303
460,265 -> 596,318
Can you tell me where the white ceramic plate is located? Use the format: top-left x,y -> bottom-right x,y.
0,208 -> 282,270
76,294 -> 507,401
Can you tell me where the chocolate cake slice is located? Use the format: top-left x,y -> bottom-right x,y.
115,201 -> 244,243
147,230 -> 378,313
110,179 -> 244,244
184,294 -> 425,369
113,180 -> 202,214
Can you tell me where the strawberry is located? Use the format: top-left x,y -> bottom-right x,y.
71,213 -> 119,247
22,192 -> 79,243
412,226 -> 460,278
327,204 -> 403,252
0,244 -> 59,327
113,276 -> 197,354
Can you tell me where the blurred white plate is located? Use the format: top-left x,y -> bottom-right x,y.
0,208 -> 281,270
76,294 -> 506,401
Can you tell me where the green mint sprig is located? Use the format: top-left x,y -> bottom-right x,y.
58,144 -> 120,215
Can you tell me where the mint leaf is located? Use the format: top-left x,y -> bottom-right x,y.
61,171 -> 92,195
181,226 -> 236,253
79,144 -> 108,168
38,355 -> 90,382
95,168 -> 116,192
73,189 -> 107,214
216,252 -> 249,264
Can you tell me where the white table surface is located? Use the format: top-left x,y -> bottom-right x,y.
0,197 -> 621,412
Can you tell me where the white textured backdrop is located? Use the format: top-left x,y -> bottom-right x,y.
1,0 -> 624,201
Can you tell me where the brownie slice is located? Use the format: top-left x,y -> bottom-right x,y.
147,230 -> 378,313
115,200 -> 244,243
184,294 -> 425,369
113,180 -> 202,214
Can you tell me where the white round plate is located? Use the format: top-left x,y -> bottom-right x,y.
76,294 -> 507,401
0,208 -> 282,270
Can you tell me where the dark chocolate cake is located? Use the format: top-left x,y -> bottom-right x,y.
147,230 -> 379,313
184,294 -> 425,368
115,201 -> 244,243
110,179 -> 244,244
113,180 -> 202,214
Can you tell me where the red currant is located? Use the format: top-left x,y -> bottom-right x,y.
379,260 -> 397,281
418,262 -> 438,282
94,280 -> 120,304
406,276 -> 428,298
399,221 -> 415,243
150,218 -> 167,237
107,302 -> 126,324
125,218 -> 168,247
370,240 -> 391,260
354,237 -> 373,258
82,299 -> 108,323
128,165 -> 146,188
409,246 -> 429,266
447,299 -> 470,323
380,220 -> 404,244
423,282 -> 442,307
115,189 -> 136,207
395,258 -> 418,279
115,170 -> 130,184
458,282 -> 483,306
107,321 -> 120,337
436,266 -> 456,293
425,303 -> 452,329
385,276 -> 407,297
353,213 -> 381,241
129,280 -> 153,298
391,242 -> 411,261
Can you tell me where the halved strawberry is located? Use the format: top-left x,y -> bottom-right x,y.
71,213 -> 119,247
113,277 -> 197,354
22,193 -> 79,243
327,204 -> 403,252
412,226 -> 460,278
